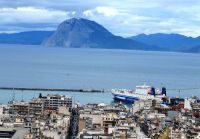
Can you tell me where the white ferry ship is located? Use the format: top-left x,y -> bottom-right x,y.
111,84 -> 166,103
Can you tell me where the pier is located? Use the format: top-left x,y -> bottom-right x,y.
0,87 -> 105,93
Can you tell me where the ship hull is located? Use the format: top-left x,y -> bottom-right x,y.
111,85 -> 165,103
112,92 -> 163,103
112,93 -> 140,103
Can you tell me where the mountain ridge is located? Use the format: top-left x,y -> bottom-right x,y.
43,18 -> 158,51
0,18 -> 199,53
0,31 -> 53,45
129,33 -> 200,52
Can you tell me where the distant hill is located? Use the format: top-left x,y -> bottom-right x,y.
129,33 -> 200,52
0,18 -> 200,53
187,45 -> 200,53
0,31 -> 53,45
43,18 -> 158,51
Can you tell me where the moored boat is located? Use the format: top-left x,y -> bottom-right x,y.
111,84 -> 166,103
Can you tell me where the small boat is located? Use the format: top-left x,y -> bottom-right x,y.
111,84 -> 166,103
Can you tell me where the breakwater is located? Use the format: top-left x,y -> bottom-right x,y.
0,87 -> 105,93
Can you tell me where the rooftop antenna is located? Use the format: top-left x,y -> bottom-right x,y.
21,90 -> 24,102
12,88 -> 15,102
74,92 -> 76,108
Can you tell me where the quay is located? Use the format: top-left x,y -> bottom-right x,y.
0,87 -> 105,93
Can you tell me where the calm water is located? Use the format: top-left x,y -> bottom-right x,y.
0,45 -> 200,104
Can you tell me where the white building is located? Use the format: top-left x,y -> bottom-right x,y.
42,94 -> 72,110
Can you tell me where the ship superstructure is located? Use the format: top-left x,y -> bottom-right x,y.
112,84 -> 166,103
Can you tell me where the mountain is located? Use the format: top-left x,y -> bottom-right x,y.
0,18 -> 200,53
43,18 -> 158,51
129,33 -> 200,52
187,45 -> 200,53
0,31 -> 53,45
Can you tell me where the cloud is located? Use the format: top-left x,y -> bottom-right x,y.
0,7 -> 76,33
83,6 -> 118,17
82,6 -> 160,36
0,7 -> 71,24
1,0 -> 200,37
96,6 -> 118,17
81,1 -> 200,37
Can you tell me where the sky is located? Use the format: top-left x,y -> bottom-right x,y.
1,0 -> 200,37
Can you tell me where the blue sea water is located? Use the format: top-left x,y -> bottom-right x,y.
0,45 -> 200,104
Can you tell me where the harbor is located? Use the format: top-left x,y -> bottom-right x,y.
0,85 -> 200,104
0,85 -> 199,139
1,0 -> 200,138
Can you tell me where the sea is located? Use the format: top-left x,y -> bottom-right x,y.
0,45 -> 200,104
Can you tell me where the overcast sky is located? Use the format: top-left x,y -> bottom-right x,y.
1,0 -> 200,37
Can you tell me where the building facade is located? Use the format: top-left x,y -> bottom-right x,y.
43,94 -> 72,110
